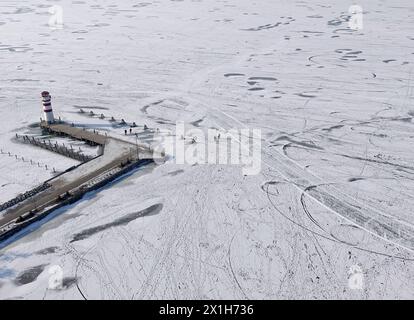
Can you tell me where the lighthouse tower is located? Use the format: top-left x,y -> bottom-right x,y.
41,91 -> 55,124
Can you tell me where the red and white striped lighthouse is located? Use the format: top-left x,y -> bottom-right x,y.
41,91 -> 55,124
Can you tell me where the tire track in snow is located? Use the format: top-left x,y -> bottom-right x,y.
227,232 -> 249,299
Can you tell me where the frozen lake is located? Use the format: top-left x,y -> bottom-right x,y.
0,0 -> 413,299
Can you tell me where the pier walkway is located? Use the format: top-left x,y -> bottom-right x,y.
40,121 -> 108,145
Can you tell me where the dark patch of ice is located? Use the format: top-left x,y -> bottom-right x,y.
62,277 -> 78,289
322,124 -> 344,132
70,204 -> 163,243
296,93 -> 316,98
248,77 -> 277,81
167,169 -> 184,176
35,246 -> 60,255
13,264 -> 47,286
224,73 -> 245,77
191,118 -> 204,127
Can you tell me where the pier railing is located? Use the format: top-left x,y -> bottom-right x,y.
15,134 -> 93,162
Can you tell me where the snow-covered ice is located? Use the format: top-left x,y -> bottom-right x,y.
0,0 -> 413,299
